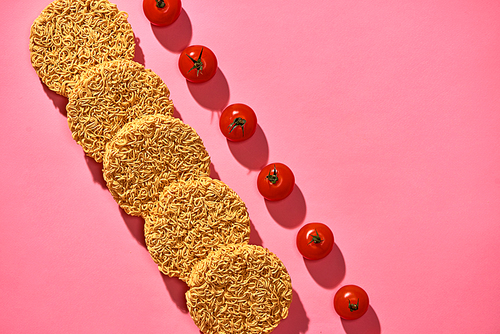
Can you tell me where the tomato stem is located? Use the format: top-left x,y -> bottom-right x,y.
266,164 -> 278,184
348,299 -> 360,312
186,47 -> 204,77
155,0 -> 165,8
228,117 -> 246,136
308,229 -> 323,244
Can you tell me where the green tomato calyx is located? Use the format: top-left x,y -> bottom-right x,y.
186,47 -> 204,77
228,117 -> 246,136
308,229 -> 323,244
155,0 -> 165,8
348,299 -> 360,312
266,165 -> 279,184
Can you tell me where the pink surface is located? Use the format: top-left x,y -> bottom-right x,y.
1,0 -> 500,333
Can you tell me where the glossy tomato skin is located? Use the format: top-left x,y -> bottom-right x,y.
257,163 -> 295,201
178,45 -> 217,83
143,0 -> 182,26
296,222 -> 334,260
334,285 -> 369,320
219,104 -> 257,142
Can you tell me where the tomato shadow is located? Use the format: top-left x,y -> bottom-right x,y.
133,35 -> 146,66
42,81 -> 68,116
161,274 -> 190,314
227,124 -> 269,171
119,208 -> 147,248
187,68 -> 230,112
272,289 -> 309,334
264,184 -> 306,229
341,305 -> 381,334
303,243 -> 345,289
249,219 -> 263,246
151,9 -> 192,53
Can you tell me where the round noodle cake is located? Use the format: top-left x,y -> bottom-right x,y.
67,59 -> 174,162
103,114 -> 211,217
29,0 -> 135,97
144,176 -> 251,282
186,244 -> 292,334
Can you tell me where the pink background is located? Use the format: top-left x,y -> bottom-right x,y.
1,0 -> 500,333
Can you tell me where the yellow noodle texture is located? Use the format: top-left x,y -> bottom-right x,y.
103,114 -> 211,217
186,244 -> 293,334
31,2 -> 294,332
67,59 -> 174,162
144,176 -> 251,281
29,0 -> 135,97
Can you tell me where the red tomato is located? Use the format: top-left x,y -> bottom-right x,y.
296,222 -> 334,260
219,104 -> 257,142
143,0 -> 182,27
257,163 -> 294,201
178,45 -> 217,83
334,285 -> 369,320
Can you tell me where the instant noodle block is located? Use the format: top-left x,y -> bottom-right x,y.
102,114 -> 211,217
67,59 -> 174,162
186,244 -> 293,334
144,176 -> 251,281
29,0 -> 135,97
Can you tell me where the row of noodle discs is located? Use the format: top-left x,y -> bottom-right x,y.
30,0 -> 292,333
103,114 -> 292,332
104,115 -> 292,333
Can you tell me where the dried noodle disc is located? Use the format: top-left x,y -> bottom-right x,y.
67,59 -> 174,162
186,244 -> 293,334
144,176 -> 251,281
103,114 -> 211,217
29,0 -> 135,97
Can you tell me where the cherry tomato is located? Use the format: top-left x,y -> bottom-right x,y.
257,163 -> 295,201
334,285 -> 369,320
219,104 -> 257,142
296,222 -> 334,260
178,45 -> 217,83
143,0 -> 182,27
